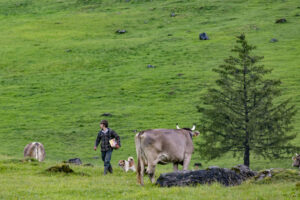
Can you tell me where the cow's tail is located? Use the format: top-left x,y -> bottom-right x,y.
135,131 -> 144,186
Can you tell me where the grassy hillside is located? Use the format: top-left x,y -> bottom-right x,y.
0,0 -> 300,172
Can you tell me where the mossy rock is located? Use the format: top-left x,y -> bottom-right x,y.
252,168 -> 300,184
46,164 -> 74,173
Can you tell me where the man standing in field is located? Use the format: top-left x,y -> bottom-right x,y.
94,120 -> 121,175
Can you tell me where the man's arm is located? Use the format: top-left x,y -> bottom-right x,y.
94,132 -> 101,150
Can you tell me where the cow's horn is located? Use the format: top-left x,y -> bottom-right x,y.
191,125 -> 196,131
176,123 -> 180,129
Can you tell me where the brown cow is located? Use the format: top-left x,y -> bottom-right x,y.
292,153 -> 300,169
135,125 -> 199,185
24,142 -> 45,162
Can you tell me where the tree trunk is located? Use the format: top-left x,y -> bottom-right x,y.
243,62 -> 250,167
243,142 -> 250,167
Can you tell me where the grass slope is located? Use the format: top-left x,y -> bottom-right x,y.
0,0 -> 300,171
0,156 -> 299,200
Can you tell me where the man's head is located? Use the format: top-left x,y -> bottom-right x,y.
100,120 -> 109,129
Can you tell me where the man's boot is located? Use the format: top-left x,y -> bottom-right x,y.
108,165 -> 113,174
104,167 -> 108,175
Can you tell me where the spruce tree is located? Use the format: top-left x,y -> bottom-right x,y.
197,34 -> 298,167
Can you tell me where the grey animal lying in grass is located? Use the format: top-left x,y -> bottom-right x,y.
24,142 -> 45,162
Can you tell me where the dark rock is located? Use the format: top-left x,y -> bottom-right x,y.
206,166 -> 220,169
67,158 -> 82,165
170,13 -> 176,17
270,38 -> 278,43
93,156 -> 100,159
65,49 -> 72,53
47,164 -> 74,173
156,167 -> 244,187
177,73 -> 184,76
116,30 -> 127,34
168,33 -> 173,36
101,113 -> 112,117
147,64 -> 155,68
295,14 -> 300,17
231,164 -> 257,180
199,32 -> 209,40
275,18 -> 287,23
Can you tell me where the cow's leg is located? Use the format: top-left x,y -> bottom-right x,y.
183,153 -> 192,171
140,160 -> 145,185
147,164 -> 156,183
173,163 -> 178,172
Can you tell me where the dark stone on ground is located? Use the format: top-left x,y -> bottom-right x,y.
47,164 -> 74,173
147,64 -> 155,68
231,164 -> 257,180
168,33 -> 173,36
66,158 -> 82,165
270,38 -> 278,43
170,13 -> 176,17
65,49 -> 72,53
156,165 -> 256,187
93,156 -> 100,159
116,30 -> 127,34
101,113 -> 113,117
275,18 -> 287,23
199,32 -> 209,40
177,73 -> 184,76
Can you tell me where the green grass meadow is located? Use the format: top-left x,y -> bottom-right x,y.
0,0 -> 300,199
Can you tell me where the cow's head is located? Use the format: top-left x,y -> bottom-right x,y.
176,124 -> 200,137
292,153 -> 300,168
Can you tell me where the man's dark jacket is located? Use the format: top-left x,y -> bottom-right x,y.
95,128 -> 121,151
